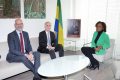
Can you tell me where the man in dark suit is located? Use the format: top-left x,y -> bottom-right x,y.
37,21 -> 64,59
6,18 -> 41,80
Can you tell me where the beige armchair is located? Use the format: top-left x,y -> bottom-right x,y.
83,39 -> 115,62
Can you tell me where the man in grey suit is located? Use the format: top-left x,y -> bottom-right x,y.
6,18 -> 41,80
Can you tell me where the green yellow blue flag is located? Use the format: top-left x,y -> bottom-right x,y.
54,0 -> 64,46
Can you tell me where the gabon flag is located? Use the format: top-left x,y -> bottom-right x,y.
54,0 -> 64,46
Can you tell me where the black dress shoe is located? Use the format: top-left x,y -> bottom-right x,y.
33,77 -> 41,80
89,62 -> 99,70
90,65 -> 99,70
87,64 -> 92,69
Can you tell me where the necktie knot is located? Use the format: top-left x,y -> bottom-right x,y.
20,32 -> 22,35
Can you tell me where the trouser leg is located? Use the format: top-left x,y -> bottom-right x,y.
55,44 -> 64,57
33,51 -> 41,78
9,55 -> 40,78
81,47 -> 99,66
10,55 -> 35,72
49,50 -> 56,59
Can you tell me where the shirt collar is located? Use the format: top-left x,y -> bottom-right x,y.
16,30 -> 22,34
45,30 -> 50,34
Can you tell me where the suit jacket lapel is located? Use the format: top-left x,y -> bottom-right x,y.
43,31 -> 47,41
99,32 -> 104,41
14,30 -> 20,48
96,32 -> 104,45
50,31 -> 52,41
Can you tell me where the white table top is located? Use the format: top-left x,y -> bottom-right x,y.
38,55 -> 90,77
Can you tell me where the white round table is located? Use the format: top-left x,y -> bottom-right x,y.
38,55 -> 90,80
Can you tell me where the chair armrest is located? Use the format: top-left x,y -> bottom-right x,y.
83,42 -> 92,47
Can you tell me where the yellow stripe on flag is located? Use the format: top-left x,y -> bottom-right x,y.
58,23 -> 64,46
56,6 -> 59,19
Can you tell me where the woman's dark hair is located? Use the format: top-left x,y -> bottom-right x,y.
95,21 -> 106,32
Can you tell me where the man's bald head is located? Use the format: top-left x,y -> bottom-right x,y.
15,18 -> 22,23
14,18 -> 24,32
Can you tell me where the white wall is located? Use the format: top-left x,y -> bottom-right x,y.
75,0 -> 120,39
106,0 -> 120,58
75,0 -> 120,57
0,0 -> 72,42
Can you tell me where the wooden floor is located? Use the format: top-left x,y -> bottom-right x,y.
5,51 -> 115,80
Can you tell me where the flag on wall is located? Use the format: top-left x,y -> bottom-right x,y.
54,0 -> 64,46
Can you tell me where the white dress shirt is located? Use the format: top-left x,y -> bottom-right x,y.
45,31 -> 51,46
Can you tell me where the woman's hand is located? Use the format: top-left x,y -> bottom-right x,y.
98,46 -> 102,49
95,47 -> 100,51
95,46 -> 102,51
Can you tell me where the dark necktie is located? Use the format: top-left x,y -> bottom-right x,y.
20,32 -> 24,53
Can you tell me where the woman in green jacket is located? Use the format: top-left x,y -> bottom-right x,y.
81,21 -> 110,70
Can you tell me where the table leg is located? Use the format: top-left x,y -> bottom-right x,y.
64,75 -> 68,80
83,74 -> 92,80
75,41 -> 76,53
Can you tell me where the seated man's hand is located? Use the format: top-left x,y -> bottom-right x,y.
47,46 -> 55,50
51,47 -> 55,50
25,52 -> 34,61
47,45 -> 51,50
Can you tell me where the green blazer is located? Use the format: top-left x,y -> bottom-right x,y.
91,31 -> 110,55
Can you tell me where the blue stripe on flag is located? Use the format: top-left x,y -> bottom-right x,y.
54,19 -> 59,32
